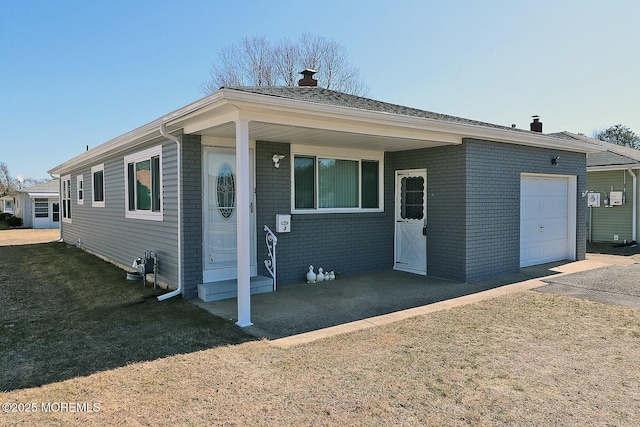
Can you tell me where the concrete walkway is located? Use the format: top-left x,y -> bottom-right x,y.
193,257 -> 621,347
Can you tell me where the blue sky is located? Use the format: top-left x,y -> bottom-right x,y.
2,0 -> 639,180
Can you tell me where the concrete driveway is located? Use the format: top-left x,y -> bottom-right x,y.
0,228 -> 60,246
536,252 -> 640,309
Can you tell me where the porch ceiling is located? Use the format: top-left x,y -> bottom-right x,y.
196,121 -> 460,152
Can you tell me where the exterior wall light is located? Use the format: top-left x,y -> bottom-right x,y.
272,154 -> 285,168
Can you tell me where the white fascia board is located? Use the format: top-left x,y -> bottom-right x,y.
588,164 -> 640,172
48,92 -> 228,175
27,192 -> 59,198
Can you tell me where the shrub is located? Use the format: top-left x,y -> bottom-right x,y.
6,216 -> 23,227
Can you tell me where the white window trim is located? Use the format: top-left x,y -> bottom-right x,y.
61,174 -> 72,223
76,174 -> 84,205
91,164 -> 105,208
124,145 -> 163,221
291,144 -> 384,214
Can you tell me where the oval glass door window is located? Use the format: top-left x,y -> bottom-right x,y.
217,163 -> 235,219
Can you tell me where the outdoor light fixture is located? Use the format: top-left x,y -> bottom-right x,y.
551,155 -> 559,165
272,154 -> 285,168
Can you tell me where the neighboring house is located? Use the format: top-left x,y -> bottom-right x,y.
0,196 -> 14,215
49,72 -> 602,326
14,179 -> 61,229
553,132 -> 640,244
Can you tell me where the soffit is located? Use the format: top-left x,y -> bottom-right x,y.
196,121 -> 458,151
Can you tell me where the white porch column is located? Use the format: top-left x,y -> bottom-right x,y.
235,118 -> 253,327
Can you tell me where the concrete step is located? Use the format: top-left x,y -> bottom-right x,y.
197,276 -> 274,302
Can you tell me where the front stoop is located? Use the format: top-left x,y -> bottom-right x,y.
197,276 -> 274,302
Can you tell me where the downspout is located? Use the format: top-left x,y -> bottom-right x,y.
627,168 -> 637,242
157,123 -> 183,301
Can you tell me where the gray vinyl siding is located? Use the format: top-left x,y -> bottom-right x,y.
587,169 -> 635,242
60,138 -> 180,289
180,134 -> 203,299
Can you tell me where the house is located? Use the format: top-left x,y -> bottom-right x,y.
48,71 -> 602,326
0,195 -> 14,215
553,132 -> 640,244
13,179 -> 61,229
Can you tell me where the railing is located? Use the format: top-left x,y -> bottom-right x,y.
264,225 -> 278,291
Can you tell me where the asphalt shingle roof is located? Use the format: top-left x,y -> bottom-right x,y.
20,179 -> 59,193
227,86 -> 540,135
551,131 -> 640,167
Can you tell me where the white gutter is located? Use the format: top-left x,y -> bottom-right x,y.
627,168 -> 637,242
157,123 -> 183,301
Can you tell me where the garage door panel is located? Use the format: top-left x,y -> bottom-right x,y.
520,176 -> 571,267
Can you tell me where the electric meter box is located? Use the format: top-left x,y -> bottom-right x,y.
610,191 -> 623,206
276,214 -> 291,233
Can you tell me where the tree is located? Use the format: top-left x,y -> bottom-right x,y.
593,124 -> 640,149
0,162 -> 48,196
201,34 -> 369,96
0,162 -> 15,196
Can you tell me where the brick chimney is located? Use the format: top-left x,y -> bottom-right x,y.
298,68 -> 318,87
530,115 -> 543,133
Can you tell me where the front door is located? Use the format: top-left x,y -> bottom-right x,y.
394,169 -> 427,275
33,198 -> 49,229
203,147 -> 256,282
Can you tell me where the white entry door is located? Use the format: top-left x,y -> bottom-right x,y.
33,198 -> 49,229
203,147 -> 256,282
520,175 -> 575,267
394,169 -> 427,275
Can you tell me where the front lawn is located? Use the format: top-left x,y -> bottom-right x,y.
0,242 -> 252,391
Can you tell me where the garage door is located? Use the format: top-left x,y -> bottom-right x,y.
520,175 -> 574,267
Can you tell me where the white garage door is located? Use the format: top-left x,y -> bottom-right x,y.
520,175 -> 575,267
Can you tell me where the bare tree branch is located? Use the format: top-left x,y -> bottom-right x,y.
273,38 -> 300,87
201,34 -> 369,96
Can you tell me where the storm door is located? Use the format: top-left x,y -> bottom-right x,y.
394,169 -> 427,275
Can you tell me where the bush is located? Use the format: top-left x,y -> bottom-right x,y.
0,213 -> 10,222
6,216 -> 23,227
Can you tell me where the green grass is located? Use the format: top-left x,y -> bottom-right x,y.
0,242 -> 253,391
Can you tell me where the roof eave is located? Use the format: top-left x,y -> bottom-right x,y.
48,91 -> 228,175
588,164 -> 640,172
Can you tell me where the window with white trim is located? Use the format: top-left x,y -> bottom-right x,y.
61,174 -> 72,222
124,146 -> 163,221
292,146 -> 383,212
77,175 -> 84,205
91,164 -> 105,207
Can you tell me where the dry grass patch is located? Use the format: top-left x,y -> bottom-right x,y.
3,291 -> 640,426
0,242 -> 253,391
